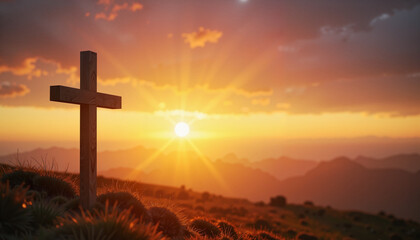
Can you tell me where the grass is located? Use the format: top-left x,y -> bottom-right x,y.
1,162 -> 419,240
0,182 -> 33,238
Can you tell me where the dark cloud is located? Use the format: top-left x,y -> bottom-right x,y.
93,1 -> 143,21
271,75 -> 420,116
271,5 -> 420,85
0,0 -> 419,115
0,81 -> 30,98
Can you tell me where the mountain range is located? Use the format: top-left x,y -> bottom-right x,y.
1,146 -> 419,221
277,157 -> 420,222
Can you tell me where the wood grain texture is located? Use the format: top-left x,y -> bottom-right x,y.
49,51 -> 122,209
80,51 -> 97,209
50,86 -> 121,109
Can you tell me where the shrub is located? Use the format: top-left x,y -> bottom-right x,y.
241,232 -> 257,240
154,189 -> 166,198
1,170 -> 39,188
0,182 -> 33,238
98,192 -> 151,222
62,197 -> 81,211
50,195 -> 68,206
210,206 -> 226,214
343,222 -> 352,229
177,189 -> 189,200
201,192 -> 211,201
282,229 -> 297,238
149,206 -> 182,238
296,232 -> 318,240
27,190 -> 42,202
257,231 -> 278,240
300,220 -> 309,226
269,196 -> 286,208
195,205 -> 205,211
40,204 -> 163,240
316,209 -> 325,217
303,201 -> 314,206
392,219 -> 406,227
217,220 -> 238,240
183,226 -> 198,238
29,201 -> 64,228
178,203 -> 193,209
62,197 -> 104,212
33,175 -> 76,198
253,219 -> 272,231
390,234 -> 403,240
220,236 -> 233,240
190,217 -> 221,238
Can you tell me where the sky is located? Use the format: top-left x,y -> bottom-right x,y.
0,0 -> 419,160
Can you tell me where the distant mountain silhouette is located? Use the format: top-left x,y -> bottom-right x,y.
0,146 -> 281,201
2,146 -> 420,220
354,153 -> 420,172
250,156 -> 317,180
277,157 -> 420,221
100,151 -> 280,201
219,153 -> 250,164
99,167 -> 145,180
0,146 -> 158,173
0,147 -> 79,171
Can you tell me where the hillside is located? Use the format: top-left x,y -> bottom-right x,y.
0,146 -> 158,173
99,154 -> 281,202
250,156 -> 317,180
277,157 -> 420,222
3,146 -> 419,179
2,147 -> 420,222
100,156 -> 420,222
1,163 -> 420,240
354,154 -> 420,172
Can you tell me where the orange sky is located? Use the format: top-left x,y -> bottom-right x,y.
0,0 -> 419,159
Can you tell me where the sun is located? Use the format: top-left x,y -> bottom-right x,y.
174,122 -> 190,137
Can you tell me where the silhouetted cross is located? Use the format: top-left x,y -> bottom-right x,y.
50,51 -> 122,208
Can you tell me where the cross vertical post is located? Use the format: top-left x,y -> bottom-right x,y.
50,50 -> 122,209
80,51 -> 97,209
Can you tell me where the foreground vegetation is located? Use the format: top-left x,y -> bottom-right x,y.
0,163 -> 419,240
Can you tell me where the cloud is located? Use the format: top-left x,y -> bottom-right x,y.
370,13 -> 391,25
0,81 -> 30,98
98,77 -> 133,86
276,103 -> 291,110
274,5 -> 420,86
278,45 -> 297,53
0,57 -> 77,84
182,27 -> 223,48
55,64 -> 78,85
131,2 -> 143,11
0,58 -> 44,80
251,98 -> 270,106
272,75 -> 420,116
94,0 -> 143,21
1,0 -> 420,116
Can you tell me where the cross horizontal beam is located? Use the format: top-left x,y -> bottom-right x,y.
50,85 -> 121,109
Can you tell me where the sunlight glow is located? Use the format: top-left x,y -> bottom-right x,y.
186,138 -> 232,194
174,122 -> 190,137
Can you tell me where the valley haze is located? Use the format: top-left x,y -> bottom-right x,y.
1,145 -> 419,222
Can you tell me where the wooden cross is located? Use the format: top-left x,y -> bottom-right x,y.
50,51 -> 122,208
